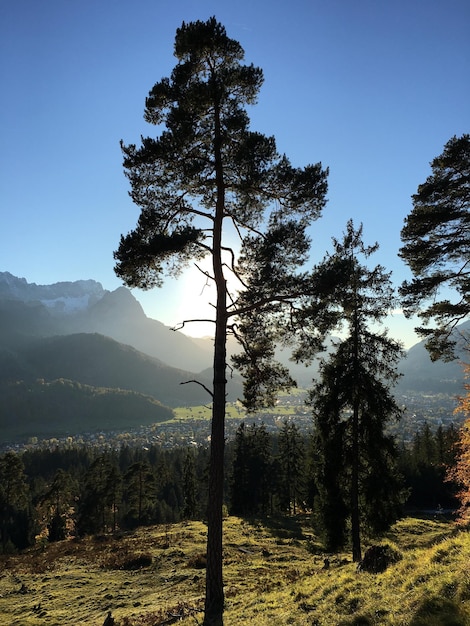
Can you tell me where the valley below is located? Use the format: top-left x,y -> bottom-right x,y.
0,271 -> 466,448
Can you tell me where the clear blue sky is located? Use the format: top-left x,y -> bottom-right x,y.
1,0 -> 468,347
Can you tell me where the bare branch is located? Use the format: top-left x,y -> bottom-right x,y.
227,322 -> 238,337
194,263 -> 214,283
196,241 -> 213,255
221,246 -> 250,290
180,379 -> 214,398
171,319 -> 215,332
193,263 -> 215,301
227,211 -> 265,240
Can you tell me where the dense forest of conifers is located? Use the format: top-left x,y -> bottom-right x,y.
0,421 -> 459,554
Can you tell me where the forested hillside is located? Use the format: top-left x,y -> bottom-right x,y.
1,379 -> 173,441
0,421 -> 458,553
0,332 -> 242,444
0,272 -> 213,371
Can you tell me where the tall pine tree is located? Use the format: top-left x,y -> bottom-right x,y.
76,454 -> 120,536
182,450 -> 198,520
123,461 -> 157,528
0,452 -> 35,552
41,468 -> 76,542
114,18 -> 327,624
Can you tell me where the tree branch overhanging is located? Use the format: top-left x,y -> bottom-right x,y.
180,379 -> 214,398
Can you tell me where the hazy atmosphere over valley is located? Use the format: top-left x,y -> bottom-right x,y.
0,270 -> 466,447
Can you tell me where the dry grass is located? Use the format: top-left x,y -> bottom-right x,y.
0,516 -> 469,625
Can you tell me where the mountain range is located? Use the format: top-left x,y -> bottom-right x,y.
0,271 -> 467,444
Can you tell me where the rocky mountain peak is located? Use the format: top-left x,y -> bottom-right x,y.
0,271 -> 106,314
89,286 -> 146,319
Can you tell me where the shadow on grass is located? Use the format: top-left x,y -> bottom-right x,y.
245,514 -> 307,541
336,599 -> 468,626
409,596 -> 467,626
337,617 -> 372,626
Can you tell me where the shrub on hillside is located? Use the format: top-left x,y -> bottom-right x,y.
357,544 -> 402,573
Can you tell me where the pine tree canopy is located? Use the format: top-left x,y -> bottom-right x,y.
114,16 -> 327,293
399,134 -> 470,360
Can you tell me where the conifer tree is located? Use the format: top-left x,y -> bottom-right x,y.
123,461 -> 157,528
114,18 -> 327,624
42,468 -> 76,541
446,364 -> 470,524
278,421 -> 305,514
107,464 -> 122,533
76,454 -> 119,535
230,423 -> 251,516
309,397 -> 348,551
398,423 -> 458,510
230,422 -> 271,516
182,450 -> 198,520
0,452 -> 34,552
399,134 -> 470,360
249,422 -> 272,516
304,221 -> 405,561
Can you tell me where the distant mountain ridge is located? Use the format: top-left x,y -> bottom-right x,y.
0,272 -> 239,443
0,271 -> 106,314
0,271 -> 468,444
397,321 -> 470,394
1,271 -> 468,390
0,271 -> 212,372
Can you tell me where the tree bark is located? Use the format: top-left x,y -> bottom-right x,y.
351,401 -> 362,563
204,94 -> 227,626
350,260 -> 362,563
204,312 -> 226,625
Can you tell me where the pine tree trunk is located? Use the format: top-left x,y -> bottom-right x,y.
350,258 -> 362,563
204,259 -> 227,625
351,402 -> 362,562
204,98 -> 227,626
204,307 -> 226,625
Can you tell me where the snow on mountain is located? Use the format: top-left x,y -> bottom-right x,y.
0,271 -> 107,314
38,294 -> 97,313
0,271 -> 215,374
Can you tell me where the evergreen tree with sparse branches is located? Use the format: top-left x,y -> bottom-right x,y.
76,454 -> 119,536
182,450 -> 198,520
123,461 -> 157,528
0,452 -> 35,552
303,221 -> 405,561
41,468 -> 76,542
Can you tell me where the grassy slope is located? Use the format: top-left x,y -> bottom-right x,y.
0,516 -> 469,626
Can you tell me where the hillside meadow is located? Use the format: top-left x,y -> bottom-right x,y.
0,515 -> 469,626
172,402 -> 296,422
